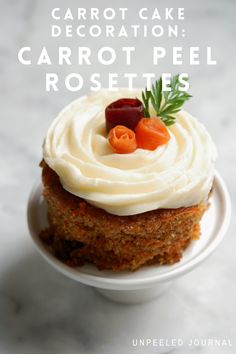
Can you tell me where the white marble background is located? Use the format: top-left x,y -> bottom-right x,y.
0,0 -> 236,353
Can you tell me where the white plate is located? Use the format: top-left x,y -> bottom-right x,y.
27,172 -> 231,299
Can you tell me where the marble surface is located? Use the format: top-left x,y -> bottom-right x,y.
0,0 -> 235,353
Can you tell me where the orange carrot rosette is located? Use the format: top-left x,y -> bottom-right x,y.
108,125 -> 137,154
135,117 -> 170,150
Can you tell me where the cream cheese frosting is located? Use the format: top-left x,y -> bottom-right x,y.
43,89 -> 217,216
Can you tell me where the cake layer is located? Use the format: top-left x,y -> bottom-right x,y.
40,161 -> 207,271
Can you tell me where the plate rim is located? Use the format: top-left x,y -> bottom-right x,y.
27,171 -> 231,290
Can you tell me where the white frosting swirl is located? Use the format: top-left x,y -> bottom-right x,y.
43,89 -> 217,216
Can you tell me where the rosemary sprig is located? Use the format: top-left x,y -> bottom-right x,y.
141,74 -> 192,126
141,89 -> 151,118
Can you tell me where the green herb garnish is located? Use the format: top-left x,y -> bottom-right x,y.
141,74 -> 192,126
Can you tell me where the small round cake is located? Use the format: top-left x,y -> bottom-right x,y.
40,88 -> 217,271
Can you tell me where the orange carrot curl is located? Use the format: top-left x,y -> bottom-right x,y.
135,117 -> 170,151
108,125 -> 137,154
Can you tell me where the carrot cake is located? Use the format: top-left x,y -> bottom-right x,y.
40,80 -> 217,271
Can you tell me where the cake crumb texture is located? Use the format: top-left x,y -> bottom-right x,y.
40,160 -> 207,271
